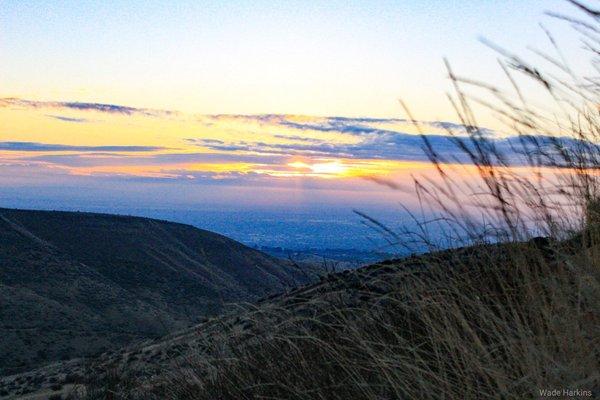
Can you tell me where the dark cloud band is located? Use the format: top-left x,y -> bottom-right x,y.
0,142 -> 168,152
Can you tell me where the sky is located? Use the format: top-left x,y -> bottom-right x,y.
0,1 -> 593,249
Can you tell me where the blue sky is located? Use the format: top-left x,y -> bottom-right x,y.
0,1 -> 584,120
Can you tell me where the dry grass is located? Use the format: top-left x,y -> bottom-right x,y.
68,236 -> 599,399
69,2 -> 600,399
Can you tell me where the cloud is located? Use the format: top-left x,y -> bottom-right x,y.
327,116 -> 405,124
23,151 -> 286,167
272,134 -> 338,143
46,114 -> 90,123
277,117 -> 499,138
0,142 -> 168,152
186,138 -> 226,145
3,97 -> 494,138
188,133 -> 437,161
203,114 -> 287,125
201,114 -> 493,136
279,120 -> 398,136
188,131 -> 593,166
5,98 -> 578,168
194,114 -> 600,166
426,121 -> 496,136
0,97 -> 176,117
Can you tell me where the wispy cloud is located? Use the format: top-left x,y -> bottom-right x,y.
23,151 -> 286,167
272,134 -> 330,143
0,142 -> 168,152
189,114 -> 483,162
186,138 -> 226,145
45,114 -> 90,123
201,114 -> 493,137
188,133 -> 452,161
0,97 -> 176,117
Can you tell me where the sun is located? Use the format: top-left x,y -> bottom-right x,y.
310,161 -> 347,175
288,160 -> 348,177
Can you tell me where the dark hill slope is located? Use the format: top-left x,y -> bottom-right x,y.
0,208 -> 316,375
2,237 -> 596,399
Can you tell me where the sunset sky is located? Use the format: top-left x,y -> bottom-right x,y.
0,1 -> 591,249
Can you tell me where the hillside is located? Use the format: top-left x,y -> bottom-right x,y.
0,208 -> 317,376
2,235 -> 597,399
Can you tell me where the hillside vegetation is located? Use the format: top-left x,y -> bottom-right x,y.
0,208 -> 316,376
3,230 -> 595,399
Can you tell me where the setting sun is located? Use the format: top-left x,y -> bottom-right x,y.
288,160 -> 348,177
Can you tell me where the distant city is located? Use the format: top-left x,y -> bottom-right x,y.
0,198 -> 410,262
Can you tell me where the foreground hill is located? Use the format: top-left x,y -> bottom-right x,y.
0,208 -> 317,376
2,235 -> 597,399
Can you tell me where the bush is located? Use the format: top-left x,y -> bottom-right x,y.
51,383 -> 63,391
62,373 -> 81,384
